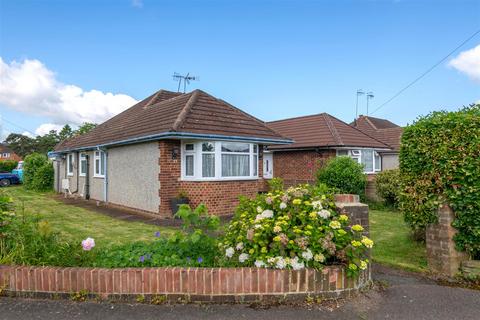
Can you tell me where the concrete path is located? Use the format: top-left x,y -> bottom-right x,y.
1,265 -> 479,320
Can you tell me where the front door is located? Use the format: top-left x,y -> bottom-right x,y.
263,153 -> 273,179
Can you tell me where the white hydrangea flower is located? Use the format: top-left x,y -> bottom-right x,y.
236,242 -> 244,250
254,260 -> 265,268
267,257 -> 276,264
225,247 -> 235,258
317,209 -> 331,219
311,200 -> 323,210
239,253 -> 250,263
279,202 -> 287,210
254,224 -> 262,229
262,209 -> 274,219
314,253 -> 325,263
257,206 -> 263,213
290,257 -> 305,270
301,249 -> 313,261
275,256 -> 287,269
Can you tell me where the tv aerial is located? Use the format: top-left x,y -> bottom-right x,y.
173,72 -> 199,93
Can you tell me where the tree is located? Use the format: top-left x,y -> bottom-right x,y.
3,133 -> 36,158
58,124 -> 74,141
75,122 -> 97,136
34,130 -> 59,155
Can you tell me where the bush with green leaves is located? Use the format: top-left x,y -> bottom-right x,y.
375,169 -> 401,207
219,184 -> 372,277
268,177 -> 284,192
93,204 -> 220,268
23,153 -> 53,191
399,104 -> 480,258
316,156 -> 367,197
0,160 -> 18,173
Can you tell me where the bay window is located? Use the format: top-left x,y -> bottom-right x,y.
182,141 -> 259,180
336,149 -> 381,173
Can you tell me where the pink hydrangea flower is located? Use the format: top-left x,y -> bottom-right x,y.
81,237 -> 95,251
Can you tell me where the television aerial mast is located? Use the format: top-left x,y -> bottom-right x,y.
172,72 -> 199,93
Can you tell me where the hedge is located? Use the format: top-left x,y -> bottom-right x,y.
316,156 -> 366,198
0,160 -> 18,173
23,153 -> 54,191
399,104 -> 480,258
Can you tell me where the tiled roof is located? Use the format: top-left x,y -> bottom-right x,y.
352,116 -> 403,151
55,89 -> 290,152
267,113 -> 390,150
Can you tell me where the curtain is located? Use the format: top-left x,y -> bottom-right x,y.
202,154 -> 215,177
185,155 -> 194,176
362,150 -> 373,172
222,154 -> 249,177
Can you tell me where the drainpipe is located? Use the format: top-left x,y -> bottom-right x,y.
85,154 -> 90,200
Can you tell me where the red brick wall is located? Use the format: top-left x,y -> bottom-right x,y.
158,140 -> 266,217
0,265 -> 370,302
272,150 -> 335,187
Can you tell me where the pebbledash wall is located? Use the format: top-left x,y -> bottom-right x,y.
158,140 -> 268,218
272,150 -> 336,187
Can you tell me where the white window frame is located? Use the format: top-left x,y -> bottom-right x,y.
181,141 -> 259,181
2,153 -> 9,158
79,153 -> 87,177
67,153 -> 74,176
94,151 -> 105,178
336,148 -> 381,174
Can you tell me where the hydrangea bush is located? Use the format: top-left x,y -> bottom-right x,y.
220,185 -> 372,277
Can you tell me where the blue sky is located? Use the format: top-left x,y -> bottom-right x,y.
0,0 -> 479,137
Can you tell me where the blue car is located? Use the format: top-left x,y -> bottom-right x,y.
0,172 -> 21,187
12,161 -> 24,182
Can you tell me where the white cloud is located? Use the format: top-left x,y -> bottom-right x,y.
0,57 -> 138,127
131,0 -> 143,8
449,44 -> 480,82
34,123 -> 64,136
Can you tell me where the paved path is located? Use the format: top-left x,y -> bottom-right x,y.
1,265 -> 479,320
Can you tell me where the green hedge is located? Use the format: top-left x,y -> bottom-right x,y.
375,169 -> 401,207
0,160 -> 18,173
317,156 -> 366,198
23,153 -> 53,191
399,104 -> 480,257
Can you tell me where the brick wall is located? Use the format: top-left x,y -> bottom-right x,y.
272,150 -> 335,187
158,140 -> 266,217
0,265 -> 370,302
426,204 -> 469,277
334,194 -> 369,236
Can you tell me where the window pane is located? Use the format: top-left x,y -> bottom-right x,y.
95,159 -> 100,174
202,154 -> 215,177
185,144 -> 194,151
337,150 -> 348,156
253,154 -> 258,176
202,142 -> 215,152
253,145 -> 258,153
222,154 -> 250,176
100,152 -> 105,175
362,150 -> 373,172
185,155 -> 194,176
374,153 -> 381,171
221,142 -> 249,153
81,160 -> 87,174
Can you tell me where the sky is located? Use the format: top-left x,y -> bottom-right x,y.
0,0 -> 479,139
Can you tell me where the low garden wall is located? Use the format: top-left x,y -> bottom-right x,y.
0,265 -> 370,302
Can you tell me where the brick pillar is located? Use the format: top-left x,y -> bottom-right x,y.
426,204 -> 469,277
334,194 -> 369,236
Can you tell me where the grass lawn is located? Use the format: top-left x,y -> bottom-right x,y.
3,186 -> 175,247
370,209 -> 428,273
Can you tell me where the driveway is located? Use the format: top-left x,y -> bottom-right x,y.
1,265 -> 478,320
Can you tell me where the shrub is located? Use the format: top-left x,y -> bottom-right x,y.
268,177 -> 284,192
219,184 -> 372,277
316,156 -> 367,197
23,153 -> 53,191
375,169 -> 401,207
0,160 -> 18,173
399,104 -> 480,257
93,204 -> 219,268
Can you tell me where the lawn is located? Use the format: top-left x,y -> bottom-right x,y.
3,186 -> 175,247
370,209 -> 428,273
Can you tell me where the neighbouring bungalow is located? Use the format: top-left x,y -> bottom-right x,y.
0,144 -> 22,162
352,115 -> 403,170
266,113 -> 392,188
52,89 -> 292,217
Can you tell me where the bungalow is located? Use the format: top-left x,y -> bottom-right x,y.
52,89 -> 291,217
266,113 -> 392,187
0,144 -> 22,162
352,115 -> 403,170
